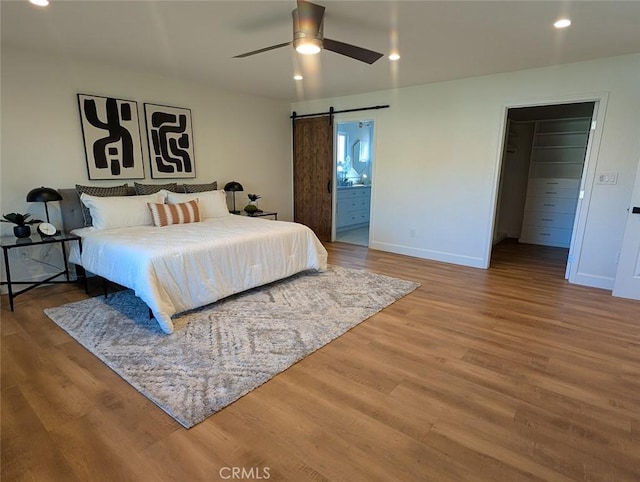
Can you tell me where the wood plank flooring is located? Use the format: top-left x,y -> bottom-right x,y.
2,239 -> 639,481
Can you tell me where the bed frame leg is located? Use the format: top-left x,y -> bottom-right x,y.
75,265 -> 88,295
103,278 -> 108,298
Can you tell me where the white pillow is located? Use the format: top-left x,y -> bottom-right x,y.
80,191 -> 166,230
165,190 -> 230,219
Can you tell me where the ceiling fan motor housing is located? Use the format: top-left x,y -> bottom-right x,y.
292,2 -> 324,52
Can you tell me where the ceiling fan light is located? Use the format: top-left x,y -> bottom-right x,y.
294,38 -> 322,55
296,44 -> 321,55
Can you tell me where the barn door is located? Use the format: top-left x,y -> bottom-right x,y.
293,116 -> 333,241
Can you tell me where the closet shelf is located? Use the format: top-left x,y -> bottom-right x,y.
533,160 -> 584,164
533,145 -> 587,149
520,116 -> 590,249
535,130 -> 589,136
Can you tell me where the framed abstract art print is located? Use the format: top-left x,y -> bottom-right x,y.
144,103 -> 196,179
77,93 -> 145,180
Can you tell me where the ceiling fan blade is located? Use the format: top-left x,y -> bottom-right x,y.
233,41 -> 291,58
323,38 -> 384,64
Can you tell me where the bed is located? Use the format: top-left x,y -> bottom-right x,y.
59,186 -> 327,334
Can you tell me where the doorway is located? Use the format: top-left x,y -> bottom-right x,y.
491,101 -> 596,276
333,120 -> 374,246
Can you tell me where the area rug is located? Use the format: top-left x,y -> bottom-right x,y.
44,265 -> 419,428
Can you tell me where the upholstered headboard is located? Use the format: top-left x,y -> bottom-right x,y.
59,188 -> 85,233
58,183 -> 218,232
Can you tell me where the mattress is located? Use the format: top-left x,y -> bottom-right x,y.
70,215 -> 327,333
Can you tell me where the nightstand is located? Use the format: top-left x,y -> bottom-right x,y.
237,211 -> 278,220
1,232 -> 82,311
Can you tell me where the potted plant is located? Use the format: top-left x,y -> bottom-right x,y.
244,194 -> 263,214
1,213 -> 41,238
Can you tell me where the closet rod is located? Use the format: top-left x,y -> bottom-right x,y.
290,104 -> 389,120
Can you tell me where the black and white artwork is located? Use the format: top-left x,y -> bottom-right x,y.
77,94 -> 145,180
144,103 -> 195,179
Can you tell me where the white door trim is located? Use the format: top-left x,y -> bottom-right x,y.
566,95 -> 609,286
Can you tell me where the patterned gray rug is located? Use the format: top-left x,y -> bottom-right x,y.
44,265 -> 419,428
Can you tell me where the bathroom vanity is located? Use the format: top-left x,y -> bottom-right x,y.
336,185 -> 371,231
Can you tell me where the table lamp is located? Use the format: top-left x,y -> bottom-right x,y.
224,181 -> 244,214
26,186 -> 63,223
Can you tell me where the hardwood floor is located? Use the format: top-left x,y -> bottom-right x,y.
2,240 -> 639,481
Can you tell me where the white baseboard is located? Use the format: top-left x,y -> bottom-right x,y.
369,241 -> 486,269
570,272 -> 614,291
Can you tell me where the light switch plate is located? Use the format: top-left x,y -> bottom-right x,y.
597,172 -> 618,185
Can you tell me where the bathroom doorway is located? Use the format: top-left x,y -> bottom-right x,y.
333,119 -> 374,246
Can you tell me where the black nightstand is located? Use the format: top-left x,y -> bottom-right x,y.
1,232 -> 82,311
237,211 -> 278,220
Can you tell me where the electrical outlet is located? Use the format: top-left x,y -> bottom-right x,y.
409,228 -> 416,238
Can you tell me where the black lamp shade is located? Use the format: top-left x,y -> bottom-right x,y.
26,186 -> 62,223
26,187 -> 62,203
223,181 -> 244,192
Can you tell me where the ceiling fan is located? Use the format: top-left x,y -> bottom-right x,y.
233,0 -> 384,65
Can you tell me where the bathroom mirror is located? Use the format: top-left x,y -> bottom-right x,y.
352,140 -> 366,174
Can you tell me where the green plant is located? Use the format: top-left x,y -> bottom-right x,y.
247,193 -> 261,201
244,204 -> 258,214
1,213 -> 41,226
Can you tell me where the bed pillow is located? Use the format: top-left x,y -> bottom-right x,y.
75,183 -> 130,226
183,181 -> 218,193
148,200 -> 201,227
80,191 -> 166,230
134,182 -> 179,195
165,190 -> 229,219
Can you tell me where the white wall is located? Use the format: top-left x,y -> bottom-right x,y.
1,46 -> 291,284
293,54 -> 640,289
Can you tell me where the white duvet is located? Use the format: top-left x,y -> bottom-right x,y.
70,215 -> 328,334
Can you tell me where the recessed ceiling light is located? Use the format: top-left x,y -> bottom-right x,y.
554,18 -> 572,29
388,53 -> 400,61
29,0 -> 49,6
293,74 -> 303,81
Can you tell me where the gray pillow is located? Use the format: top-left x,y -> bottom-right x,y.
183,181 -> 218,193
134,182 -> 179,195
76,183 -> 129,226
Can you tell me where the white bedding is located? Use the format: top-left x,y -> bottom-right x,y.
70,215 -> 327,334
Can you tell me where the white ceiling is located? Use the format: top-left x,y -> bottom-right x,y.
2,0 -> 640,102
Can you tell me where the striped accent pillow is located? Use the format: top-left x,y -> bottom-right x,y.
148,200 -> 201,227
